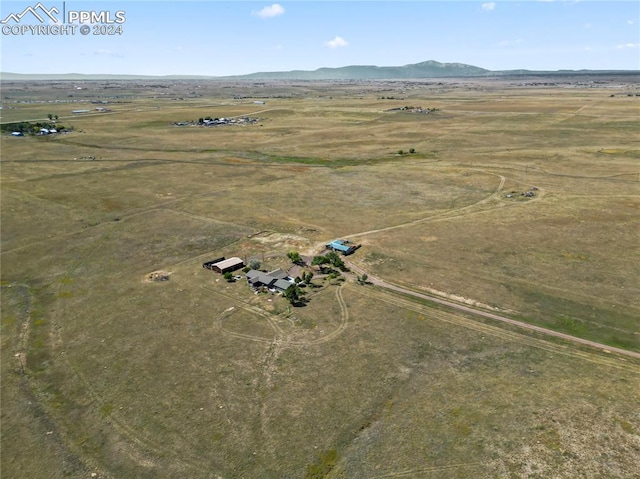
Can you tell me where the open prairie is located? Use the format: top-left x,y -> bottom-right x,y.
1,77 -> 639,478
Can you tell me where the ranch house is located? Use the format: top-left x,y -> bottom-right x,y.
246,269 -> 293,293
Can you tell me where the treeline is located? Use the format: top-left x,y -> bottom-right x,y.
1,121 -> 72,135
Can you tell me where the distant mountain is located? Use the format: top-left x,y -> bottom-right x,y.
224,60 -> 491,80
1,61 -> 637,81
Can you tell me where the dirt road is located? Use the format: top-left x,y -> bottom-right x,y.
346,262 -> 640,360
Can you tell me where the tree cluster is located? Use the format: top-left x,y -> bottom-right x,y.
287,251 -> 304,265
284,283 -> 306,306
312,251 -> 347,271
2,120 -> 70,135
300,271 -> 314,284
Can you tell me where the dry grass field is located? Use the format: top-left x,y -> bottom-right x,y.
1,77 -> 639,478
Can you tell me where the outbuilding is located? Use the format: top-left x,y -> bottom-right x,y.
326,239 -> 358,255
210,257 -> 244,274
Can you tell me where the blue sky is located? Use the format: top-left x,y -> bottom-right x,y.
1,1 -> 638,75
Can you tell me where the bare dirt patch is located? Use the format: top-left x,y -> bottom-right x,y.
144,270 -> 171,282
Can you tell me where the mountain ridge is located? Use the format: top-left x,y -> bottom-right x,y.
1,60 -> 637,81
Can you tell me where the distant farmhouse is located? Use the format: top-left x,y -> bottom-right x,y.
203,257 -> 245,274
326,239 -> 360,255
246,269 -> 293,293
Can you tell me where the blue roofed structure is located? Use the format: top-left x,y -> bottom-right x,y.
326,239 -> 359,255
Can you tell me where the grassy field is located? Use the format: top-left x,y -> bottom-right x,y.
1,77 -> 639,478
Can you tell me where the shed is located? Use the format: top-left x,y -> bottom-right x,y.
203,256 -> 226,270
326,240 -> 357,255
211,257 -> 244,274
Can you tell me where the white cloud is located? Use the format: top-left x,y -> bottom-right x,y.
584,22 -> 592,29
482,3 -> 496,11
628,20 -> 635,25
253,4 -> 284,18
616,43 -> 640,49
325,36 -> 348,48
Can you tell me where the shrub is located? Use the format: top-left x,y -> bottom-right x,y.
249,259 -> 261,270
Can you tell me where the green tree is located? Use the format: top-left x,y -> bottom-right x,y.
312,255 -> 328,266
249,259 -> 261,270
287,251 -> 303,264
409,148 -> 415,154
223,271 -> 233,282
326,251 -> 346,270
284,284 -> 302,305
47,113 -> 53,121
